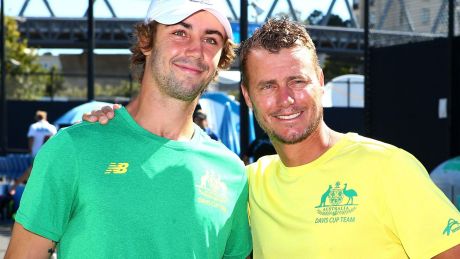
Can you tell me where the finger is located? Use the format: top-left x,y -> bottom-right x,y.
90,109 -> 100,116
92,110 -> 109,125
113,104 -> 121,110
98,115 -> 109,125
101,106 -> 115,119
82,112 -> 98,122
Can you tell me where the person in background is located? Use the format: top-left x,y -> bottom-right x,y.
242,136 -> 276,165
9,110 -> 57,195
193,108 -> 220,141
5,0 -> 251,258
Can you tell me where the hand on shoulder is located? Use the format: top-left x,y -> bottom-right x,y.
82,104 -> 121,125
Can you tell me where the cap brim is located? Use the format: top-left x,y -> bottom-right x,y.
145,5 -> 233,40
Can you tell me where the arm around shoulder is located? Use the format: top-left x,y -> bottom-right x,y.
5,222 -> 56,259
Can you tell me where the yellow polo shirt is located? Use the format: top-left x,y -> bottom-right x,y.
247,133 -> 460,259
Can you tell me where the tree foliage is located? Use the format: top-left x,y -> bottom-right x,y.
4,16 -> 52,99
305,10 -> 359,81
322,56 -> 362,82
306,10 -> 323,25
306,9 -> 351,27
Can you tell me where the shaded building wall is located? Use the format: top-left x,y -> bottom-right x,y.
369,37 -> 459,171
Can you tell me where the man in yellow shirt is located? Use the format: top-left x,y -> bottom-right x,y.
238,18 -> 460,259
85,18 -> 460,259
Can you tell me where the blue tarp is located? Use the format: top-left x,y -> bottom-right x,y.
54,101 -> 113,127
199,92 -> 255,155
431,156 -> 460,210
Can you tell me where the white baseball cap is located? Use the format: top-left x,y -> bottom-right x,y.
144,0 -> 233,40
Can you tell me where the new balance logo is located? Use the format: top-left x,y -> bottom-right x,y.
105,162 -> 129,174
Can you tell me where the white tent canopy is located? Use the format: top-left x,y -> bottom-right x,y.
322,74 -> 364,108
217,70 -> 241,85
430,156 -> 460,210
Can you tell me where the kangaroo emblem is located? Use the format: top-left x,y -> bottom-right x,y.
317,185 -> 332,207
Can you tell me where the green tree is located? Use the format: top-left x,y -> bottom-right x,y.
322,56 -> 362,82
305,10 -> 351,27
305,10 -> 360,81
4,16 -> 49,99
95,80 -> 140,98
45,66 -> 66,99
306,10 -> 323,25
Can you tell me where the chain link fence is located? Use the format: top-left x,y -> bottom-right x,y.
368,0 -> 459,48
5,71 -> 139,101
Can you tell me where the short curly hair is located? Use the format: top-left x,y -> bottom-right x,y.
130,21 -> 236,83
238,18 -> 320,87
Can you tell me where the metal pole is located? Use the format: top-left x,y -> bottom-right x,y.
87,0 -> 95,101
0,0 -> 7,155
363,0 -> 371,137
347,78 -> 351,107
50,68 -> 54,101
448,0 -> 459,156
240,0 -> 249,158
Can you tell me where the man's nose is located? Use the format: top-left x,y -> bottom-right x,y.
278,86 -> 295,107
184,36 -> 204,59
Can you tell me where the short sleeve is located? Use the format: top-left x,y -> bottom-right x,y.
15,130 -> 79,242
223,179 -> 252,258
49,124 -> 57,135
27,125 -> 34,138
383,149 -> 460,258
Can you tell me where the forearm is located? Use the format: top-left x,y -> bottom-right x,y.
5,223 -> 56,259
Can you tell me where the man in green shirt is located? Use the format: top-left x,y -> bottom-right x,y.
5,0 -> 252,258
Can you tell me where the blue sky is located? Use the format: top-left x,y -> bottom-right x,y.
4,0 -> 354,54
5,0 -> 353,21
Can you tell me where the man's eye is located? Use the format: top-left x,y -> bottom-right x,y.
296,80 -> 306,85
261,84 -> 274,90
291,80 -> 308,88
173,30 -> 186,37
204,38 -> 217,45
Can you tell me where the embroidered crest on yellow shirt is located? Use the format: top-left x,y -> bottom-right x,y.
196,170 -> 229,213
443,218 -> 460,236
105,162 -> 129,174
314,181 -> 358,224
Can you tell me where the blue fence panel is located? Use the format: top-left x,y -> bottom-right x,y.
0,154 -> 33,179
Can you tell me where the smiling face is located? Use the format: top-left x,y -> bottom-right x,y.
242,45 -> 325,145
144,11 -> 225,102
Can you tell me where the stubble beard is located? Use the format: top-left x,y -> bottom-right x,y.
254,103 -> 323,145
150,48 -> 216,102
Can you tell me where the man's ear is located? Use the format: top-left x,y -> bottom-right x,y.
241,84 -> 253,109
318,67 -> 325,86
139,35 -> 152,56
315,67 -> 325,94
